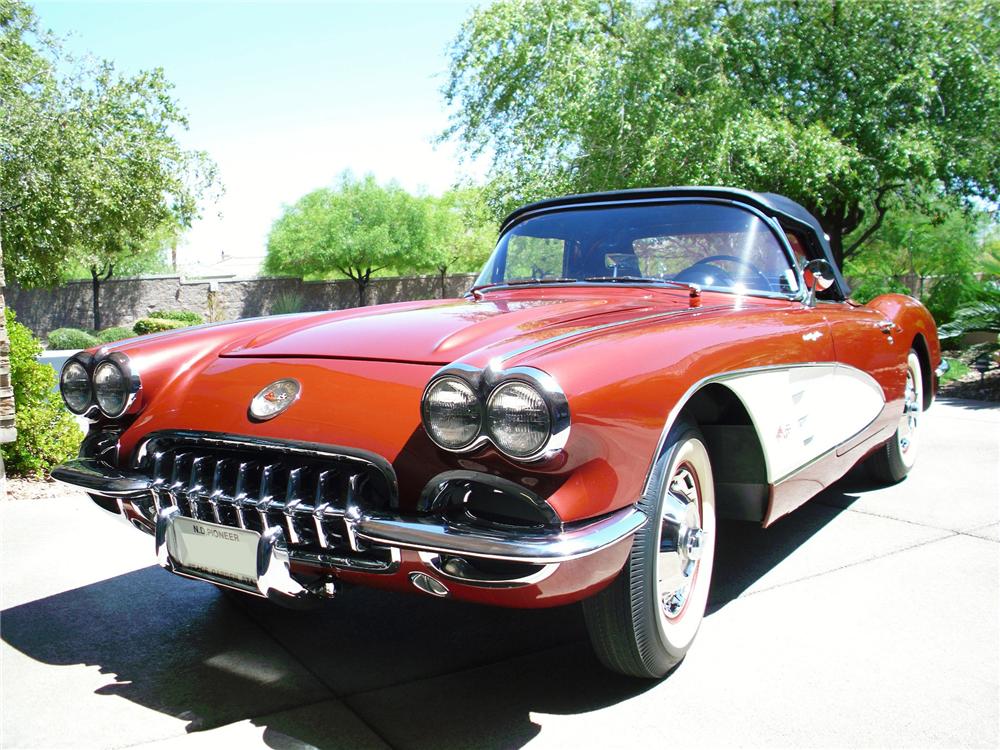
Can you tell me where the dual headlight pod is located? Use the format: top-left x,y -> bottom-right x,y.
59,352 -> 140,418
421,367 -> 569,461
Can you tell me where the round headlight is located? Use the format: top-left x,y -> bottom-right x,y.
93,360 -> 129,417
422,377 -> 482,449
60,360 -> 92,414
486,381 -> 551,458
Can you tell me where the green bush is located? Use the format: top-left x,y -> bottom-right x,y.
47,327 -> 99,351
2,308 -> 83,478
148,309 -> 203,325
271,291 -> 305,315
95,326 -> 135,344
133,317 -> 186,335
848,276 -> 911,305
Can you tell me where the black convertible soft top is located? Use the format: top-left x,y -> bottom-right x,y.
500,186 -> 850,298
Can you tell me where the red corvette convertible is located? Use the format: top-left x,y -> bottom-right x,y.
54,187 -> 943,678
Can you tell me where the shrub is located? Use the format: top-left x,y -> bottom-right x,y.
2,309 -> 83,478
133,317 -> 186,335
47,327 -> 99,351
95,326 -> 135,344
271,291 -> 305,315
847,276 -> 911,305
148,309 -> 203,325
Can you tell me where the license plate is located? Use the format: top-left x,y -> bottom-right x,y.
166,516 -> 260,587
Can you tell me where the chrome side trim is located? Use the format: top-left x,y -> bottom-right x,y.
355,506 -> 646,564
640,361 -> 889,496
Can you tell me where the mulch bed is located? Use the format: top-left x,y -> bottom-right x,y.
3,477 -> 72,501
938,367 -> 1000,402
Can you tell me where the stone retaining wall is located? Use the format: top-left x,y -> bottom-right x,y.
7,273 -> 478,338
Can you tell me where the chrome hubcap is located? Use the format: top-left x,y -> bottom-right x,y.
898,360 -> 921,456
657,466 -> 703,619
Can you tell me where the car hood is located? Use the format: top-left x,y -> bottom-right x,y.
219,296 -> 673,364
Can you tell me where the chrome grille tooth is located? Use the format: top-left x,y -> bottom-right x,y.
207,457 -> 225,523
284,467 -> 304,544
233,461 -> 254,529
187,455 -> 206,520
257,463 -> 277,528
312,470 -> 332,548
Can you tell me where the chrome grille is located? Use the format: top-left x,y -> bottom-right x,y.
133,432 -> 397,566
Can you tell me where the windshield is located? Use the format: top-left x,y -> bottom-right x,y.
475,202 -> 801,296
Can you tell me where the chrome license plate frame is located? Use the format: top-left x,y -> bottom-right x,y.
165,515 -> 261,588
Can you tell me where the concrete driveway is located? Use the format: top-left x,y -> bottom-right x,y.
2,398 -> 997,749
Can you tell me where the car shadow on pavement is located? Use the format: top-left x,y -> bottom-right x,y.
2,467 -> 878,749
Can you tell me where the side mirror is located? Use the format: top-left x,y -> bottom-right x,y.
803,258 -> 835,305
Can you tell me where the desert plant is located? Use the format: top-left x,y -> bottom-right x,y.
133,317 -> 186,336
2,309 -> 83,477
148,309 -> 203,325
95,326 -> 135,344
270,291 -> 305,315
46,327 -> 99,351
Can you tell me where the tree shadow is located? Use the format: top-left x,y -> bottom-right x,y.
2,466 -> 880,749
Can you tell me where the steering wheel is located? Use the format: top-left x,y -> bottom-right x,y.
675,254 -> 772,292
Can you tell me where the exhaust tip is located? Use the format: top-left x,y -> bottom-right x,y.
410,572 -> 449,598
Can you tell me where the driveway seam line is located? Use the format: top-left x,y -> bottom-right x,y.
812,500 -> 965,533
229,603 -> 399,750
735,531 -> 959,599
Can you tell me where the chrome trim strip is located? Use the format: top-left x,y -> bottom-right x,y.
494,305 -> 730,365
354,506 -> 646,564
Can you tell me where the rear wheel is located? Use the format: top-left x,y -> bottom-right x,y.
868,349 -> 923,484
583,422 -> 716,678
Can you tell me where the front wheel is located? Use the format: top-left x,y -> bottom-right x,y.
867,349 -> 923,484
583,422 -> 716,678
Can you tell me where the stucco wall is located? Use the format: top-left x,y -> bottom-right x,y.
6,273 -> 478,338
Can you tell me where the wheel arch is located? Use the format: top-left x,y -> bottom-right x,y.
910,333 -> 934,410
672,382 -> 770,523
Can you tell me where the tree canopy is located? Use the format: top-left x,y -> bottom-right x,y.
1,0 -> 217,327
444,0 -> 1000,267
265,173 -> 429,306
422,186 -> 496,296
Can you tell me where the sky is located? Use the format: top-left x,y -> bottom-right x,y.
32,0 -> 487,276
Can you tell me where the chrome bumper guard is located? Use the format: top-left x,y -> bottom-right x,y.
54,457 -> 646,584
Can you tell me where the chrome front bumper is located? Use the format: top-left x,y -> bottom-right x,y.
53,457 -> 646,593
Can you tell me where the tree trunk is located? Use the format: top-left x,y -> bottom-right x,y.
439,266 -> 447,299
827,225 -> 844,270
91,265 -> 102,331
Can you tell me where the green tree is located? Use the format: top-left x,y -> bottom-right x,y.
265,173 -> 428,307
845,195 -> 991,320
423,186 -> 496,297
0,1 -> 218,329
444,0 -> 1000,267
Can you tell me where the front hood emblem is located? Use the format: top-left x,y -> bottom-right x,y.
249,379 -> 301,421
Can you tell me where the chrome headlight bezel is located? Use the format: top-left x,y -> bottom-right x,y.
420,364 -> 570,462
59,351 -> 141,420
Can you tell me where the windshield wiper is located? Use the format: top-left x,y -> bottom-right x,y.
583,275 -> 699,292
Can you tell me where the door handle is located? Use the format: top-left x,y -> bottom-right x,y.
878,320 -> 896,335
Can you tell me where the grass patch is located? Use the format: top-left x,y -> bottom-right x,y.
940,357 -> 970,382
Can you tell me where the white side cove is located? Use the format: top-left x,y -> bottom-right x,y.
722,364 -> 885,483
